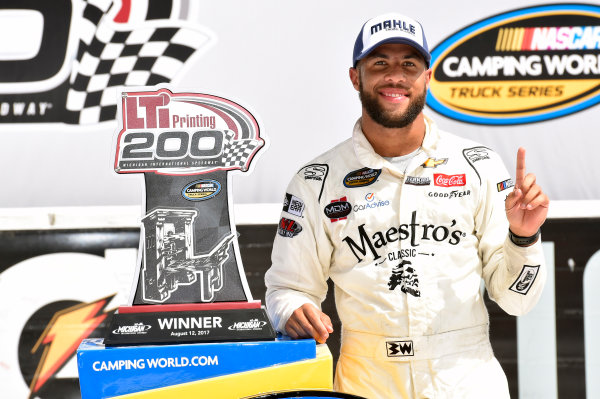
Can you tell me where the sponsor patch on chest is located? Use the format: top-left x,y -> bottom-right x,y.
405,176 -> 431,186
434,173 -> 466,187
324,197 -> 352,222
343,167 -> 381,188
427,189 -> 471,199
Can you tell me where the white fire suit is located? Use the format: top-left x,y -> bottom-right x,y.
265,117 -> 546,399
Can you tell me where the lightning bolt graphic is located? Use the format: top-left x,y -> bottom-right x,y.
29,295 -> 115,395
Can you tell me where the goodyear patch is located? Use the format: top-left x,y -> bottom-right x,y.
182,179 -> 221,201
428,4 -> 600,125
343,167 -> 381,188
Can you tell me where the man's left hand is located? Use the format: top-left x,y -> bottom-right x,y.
505,147 -> 550,237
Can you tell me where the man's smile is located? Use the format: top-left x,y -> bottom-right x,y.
379,88 -> 410,103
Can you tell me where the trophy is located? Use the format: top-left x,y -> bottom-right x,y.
104,87 -> 275,346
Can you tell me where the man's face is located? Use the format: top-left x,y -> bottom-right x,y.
350,43 -> 431,128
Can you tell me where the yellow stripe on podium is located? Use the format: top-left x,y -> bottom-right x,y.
111,344 -> 333,399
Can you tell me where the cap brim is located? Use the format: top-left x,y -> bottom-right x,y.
354,37 -> 431,67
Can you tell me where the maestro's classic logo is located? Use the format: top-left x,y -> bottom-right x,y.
428,4 -> 600,125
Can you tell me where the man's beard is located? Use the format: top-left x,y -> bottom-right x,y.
359,81 -> 427,129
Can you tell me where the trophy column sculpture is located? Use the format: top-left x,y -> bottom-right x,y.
104,87 -> 275,345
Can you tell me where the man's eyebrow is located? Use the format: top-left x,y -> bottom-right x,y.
366,51 -> 421,60
365,51 -> 389,59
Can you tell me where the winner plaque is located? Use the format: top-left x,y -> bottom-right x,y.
105,87 -> 275,346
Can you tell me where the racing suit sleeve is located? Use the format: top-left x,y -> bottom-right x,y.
474,151 -> 547,316
265,173 -> 333,333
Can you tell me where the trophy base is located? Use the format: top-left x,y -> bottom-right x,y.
77,337 -> 330,399
104,301 -> 276,347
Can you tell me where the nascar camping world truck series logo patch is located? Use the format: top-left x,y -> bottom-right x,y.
428,3 -> 600,125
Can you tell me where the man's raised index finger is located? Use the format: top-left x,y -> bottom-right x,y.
516,147 -> 526,189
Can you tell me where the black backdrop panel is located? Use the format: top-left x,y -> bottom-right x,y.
0,217 -> 597,398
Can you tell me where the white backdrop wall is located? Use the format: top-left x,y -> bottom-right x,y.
0,0 -> 598,210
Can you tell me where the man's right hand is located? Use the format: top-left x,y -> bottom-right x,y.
285,303 -> 334,344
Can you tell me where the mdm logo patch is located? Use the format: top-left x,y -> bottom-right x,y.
428,3 -> 600,125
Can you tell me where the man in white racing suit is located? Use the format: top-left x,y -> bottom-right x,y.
265,12 -> 549,399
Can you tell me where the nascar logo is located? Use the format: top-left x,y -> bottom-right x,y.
428,4 -> 600,125
495,26 -> 600,52
497,178 -> 514,192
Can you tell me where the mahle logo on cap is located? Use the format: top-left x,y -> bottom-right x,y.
361,14 -> 426,54
369,16 -> 419,39
427,4 -> 600,125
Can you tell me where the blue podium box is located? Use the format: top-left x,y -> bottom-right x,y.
77,337 -> 317,399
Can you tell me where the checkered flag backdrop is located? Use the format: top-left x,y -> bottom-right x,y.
221,130 -> 264,171
65,0 -> 214,124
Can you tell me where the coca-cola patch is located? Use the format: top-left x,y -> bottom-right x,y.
434,174 -> 466,187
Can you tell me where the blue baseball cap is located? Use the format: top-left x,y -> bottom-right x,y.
352,13 -> 431,68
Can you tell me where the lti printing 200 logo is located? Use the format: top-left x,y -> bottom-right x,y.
114,88 -> 265,175
428,3 -> 600,125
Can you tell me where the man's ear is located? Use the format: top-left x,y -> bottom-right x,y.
349,67 -> 360,91
424,68 -> 432,89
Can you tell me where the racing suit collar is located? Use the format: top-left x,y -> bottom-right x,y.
352,115 -> 440,174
